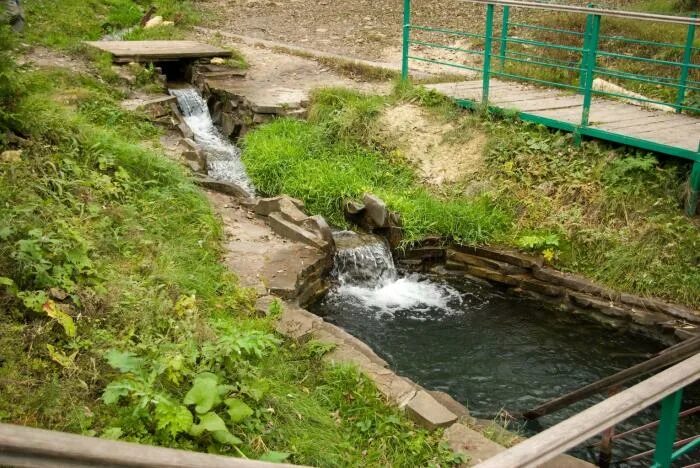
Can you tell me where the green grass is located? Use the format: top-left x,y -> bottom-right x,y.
242,88 -> 511,245
22,0 -> 199,49
0,30 -> 459,468
242,84 -> 700,307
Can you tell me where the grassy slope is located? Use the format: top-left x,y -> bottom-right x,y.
242,85 -> 700,308
0,3 -> 459,466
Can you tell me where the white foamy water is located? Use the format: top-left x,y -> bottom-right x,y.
331,232 -> 462,318
169,88 -> 254,195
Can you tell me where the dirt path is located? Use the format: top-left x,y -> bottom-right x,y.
195,0 -> 635,65
193,28 -> 393,95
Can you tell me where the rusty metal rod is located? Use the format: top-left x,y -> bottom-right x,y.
611,406 -> 700,441
619,435 -> 700,463
522,336 -> 700,419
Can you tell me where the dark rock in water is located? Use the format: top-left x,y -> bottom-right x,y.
194,175 -> 251,199
363,193 -> 388,228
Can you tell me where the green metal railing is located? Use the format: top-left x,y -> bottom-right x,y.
401,0 -> 700,215
472,352 -> 700,468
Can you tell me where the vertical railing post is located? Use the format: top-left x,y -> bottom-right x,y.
401,0 -> 412,81
686,159 -> 700,217
675,13 -> 696,113
652,389 -> 683,468
482,3 -> 495,107
580,13 -> 601,128
499,6 -> 510,70
579,14 -> 592,93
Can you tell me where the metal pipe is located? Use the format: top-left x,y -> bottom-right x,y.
401,0 -> 411,80
676,14 -> 697,112
482,4 -> 496,106
460,0 -> 700,25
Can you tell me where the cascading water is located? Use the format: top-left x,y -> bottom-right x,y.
328,231 -> 462,318
170,88 -> 254,195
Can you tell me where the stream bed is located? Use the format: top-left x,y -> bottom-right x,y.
311,233 -> 700,465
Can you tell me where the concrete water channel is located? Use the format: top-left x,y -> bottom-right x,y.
311,234 -> 700,465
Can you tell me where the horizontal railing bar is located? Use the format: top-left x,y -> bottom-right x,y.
599,34 -> 697,51
597,50 -> 700,69
621,435 -> 700,463
461,0 -> 700,25
509,21 -> 585,37
510,23 -> 698,52
497,53 -> 582,72
473,353 -> 700,468
492,69 -> 582,90
595,66 -> 688,85
592,88 -> 685,109
506,50 -> 580,66
671,435 -> 700,462
0,423 -> 302,468
409,25 -> 486,40
407,55 -> 485,73
409,40 -> 485,56
496,35 -> 584,53
595,68 -> 700,91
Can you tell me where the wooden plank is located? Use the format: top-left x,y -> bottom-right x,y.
0,423 -> 303,468
523,336 -> 700,420
501,96 -> 583,112
474,353 -> 700,468
491,90 -> 566,105
600,115 -> 683,131
623,120 -> 700,136
84,41 -> 232,62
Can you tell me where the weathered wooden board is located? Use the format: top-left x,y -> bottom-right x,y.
84,40 -> 232,63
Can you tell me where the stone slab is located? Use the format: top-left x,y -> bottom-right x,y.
85,40 -> 232,63
268,212 -> 327,250
405,391 -> 458,430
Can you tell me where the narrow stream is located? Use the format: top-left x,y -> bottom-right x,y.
170,88 -> 255,195
312,232 -> 700,466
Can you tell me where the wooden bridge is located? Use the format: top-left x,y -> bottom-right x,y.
401,0 -> 700,214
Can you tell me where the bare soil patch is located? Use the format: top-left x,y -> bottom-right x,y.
380,104 -> 486,185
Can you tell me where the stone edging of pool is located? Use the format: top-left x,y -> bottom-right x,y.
396,241 -> 699,345
262,298 -> 593,468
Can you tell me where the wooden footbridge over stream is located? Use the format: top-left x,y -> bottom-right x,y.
402,0 -> 700,215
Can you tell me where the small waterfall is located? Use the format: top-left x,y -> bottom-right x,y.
330,231 -> 462,318
333,231 -> 397,285
170,88 -> 254,195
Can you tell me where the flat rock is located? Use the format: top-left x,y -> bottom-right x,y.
255,196 -> 305,216
429,391 -> 471,420
302,215 -> 335,251
444,423 -> 504,466
455,245 -> 543,269
447,249 -> 527,275
466,266 -> 519,287
405,390 -> 457,430
268,212 -> 327,250
277,197 -> 309,224
275,304 -> 321,340
533,267 -> 615,298
195,176 -> 251,199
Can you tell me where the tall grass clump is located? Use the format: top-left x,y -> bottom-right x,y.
243,89 -> 511,245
